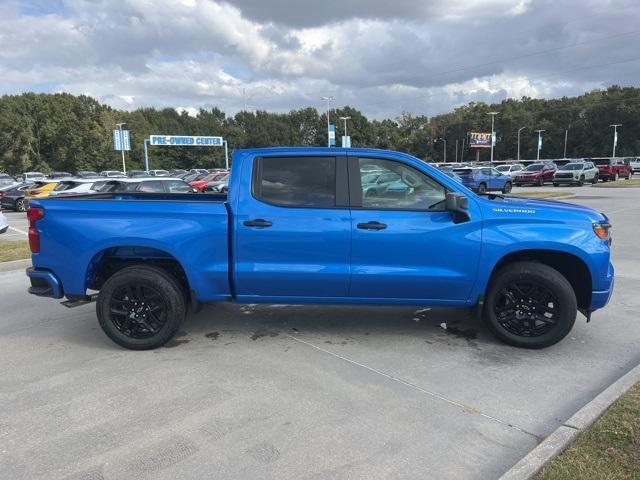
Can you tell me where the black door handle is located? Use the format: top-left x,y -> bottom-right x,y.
243,219 -> 273,228
357,221 -> 387,230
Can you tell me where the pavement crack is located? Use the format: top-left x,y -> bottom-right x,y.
286,333 -> 542,441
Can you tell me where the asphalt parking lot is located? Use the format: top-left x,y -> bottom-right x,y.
0,211 -> 28,241
1,185 -> 639,479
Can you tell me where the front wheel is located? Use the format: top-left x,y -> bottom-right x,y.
502,182 -> 512,194
591,175 -> 598,184
97,265 -> 186,350
477,183 -> 487,194
483,262 -> 577,349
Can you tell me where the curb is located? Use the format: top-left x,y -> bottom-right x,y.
0,258 -> 31,273
499,362 -> 640,480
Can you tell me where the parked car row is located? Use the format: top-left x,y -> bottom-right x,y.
0,177 -> 207,212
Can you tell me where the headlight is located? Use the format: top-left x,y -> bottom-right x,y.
593,222 -> 611,242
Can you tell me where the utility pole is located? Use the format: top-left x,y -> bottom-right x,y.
461,137 -> 466,163
321,96 -> 334,147
116,122 -> 127,173
487,111 -> 499,164
610,124 -> 622,157
563,129 -> 568,158
242,88 -> 247,112
517,126 -> 526,161
535,129 -> 545,161
455,139 -> 458,163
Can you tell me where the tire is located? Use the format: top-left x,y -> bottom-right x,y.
514,183 -> 522,187
578,175 -> 584,186
15,198 -> 26,212
627,172 -> 632,180
483,261 -> 577,349
537,177 -> 544,187
614,172 -> 619,181
502,182 -> 512,194
96,265 -> 186,350
591,175 -> 598,184
477,183 -> 487,194
553,183 -> 559,187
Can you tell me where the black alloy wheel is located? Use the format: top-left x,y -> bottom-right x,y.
97,265 -> 186,349
109,284 -> 168,339
484,261 -> 577,348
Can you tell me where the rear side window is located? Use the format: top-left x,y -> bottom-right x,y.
254,156 -> 336,208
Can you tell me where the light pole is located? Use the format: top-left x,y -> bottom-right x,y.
321,96 -> 334,147
517,126 -> 526,161
610,124 -> 622,157
435,138 -> 447,163
116,122 -> 127,173
563,129 -> 568,158
535,129 -> 545,161
487,111 -> 499,164
339,116 -> 351,147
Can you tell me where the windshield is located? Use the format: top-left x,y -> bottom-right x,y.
525,164 -> 544,171
562,163 -> 584,171
496,166 -> 510,172
592,159 -> 611,165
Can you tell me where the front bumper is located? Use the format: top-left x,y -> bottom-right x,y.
26,267 -> 64,299
590,262 -> 614,310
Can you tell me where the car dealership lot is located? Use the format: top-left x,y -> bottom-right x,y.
1,186 -> 639,479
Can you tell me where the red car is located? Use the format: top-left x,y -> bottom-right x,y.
189,172 -> 228,192
514,162 -> 557,186
590,157 -> 632,181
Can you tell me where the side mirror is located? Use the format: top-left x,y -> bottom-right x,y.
446,192 -> 470,224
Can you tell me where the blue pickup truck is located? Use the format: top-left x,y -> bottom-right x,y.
26,147 -> 614,350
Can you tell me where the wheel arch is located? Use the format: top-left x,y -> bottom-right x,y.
85,245 -> 193,306
488,249 -> 592,310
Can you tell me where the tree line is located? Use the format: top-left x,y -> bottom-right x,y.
0,86 -> 638,174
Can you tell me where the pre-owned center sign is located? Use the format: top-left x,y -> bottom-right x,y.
150,135 -> 223,146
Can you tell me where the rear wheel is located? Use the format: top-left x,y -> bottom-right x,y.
484,262 -> 577,349
537,177 -> 544,186
477,183 -> 487,194
15,198 -> 26,212
614,172 -> 619,181
97,265 -> 186,350
502,182 -> 512,194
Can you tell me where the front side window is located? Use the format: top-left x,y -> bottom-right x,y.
358,158 -> 446,210
166,180 -> 193,193
255,156 -> 336,208
137,181 -> 164,193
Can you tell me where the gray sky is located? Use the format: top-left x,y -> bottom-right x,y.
2,0 -> 639,119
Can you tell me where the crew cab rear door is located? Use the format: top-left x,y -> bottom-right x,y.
347,154 -> 482,302
233,154 -> 351,299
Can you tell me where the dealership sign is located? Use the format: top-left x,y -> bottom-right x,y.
150,135 -> 223,146
469,132 -> 492,148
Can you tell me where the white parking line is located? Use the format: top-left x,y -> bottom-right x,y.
8,226 -> 27,236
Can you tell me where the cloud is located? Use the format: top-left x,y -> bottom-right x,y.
0,0 -> 638,119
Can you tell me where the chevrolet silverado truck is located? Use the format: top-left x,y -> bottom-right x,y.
25,147 -> 614,350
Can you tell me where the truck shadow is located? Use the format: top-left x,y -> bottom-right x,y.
182,302 -> 501,351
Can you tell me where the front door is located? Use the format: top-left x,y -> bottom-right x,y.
234,155 -> 351,299
348,156 -> 482,302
